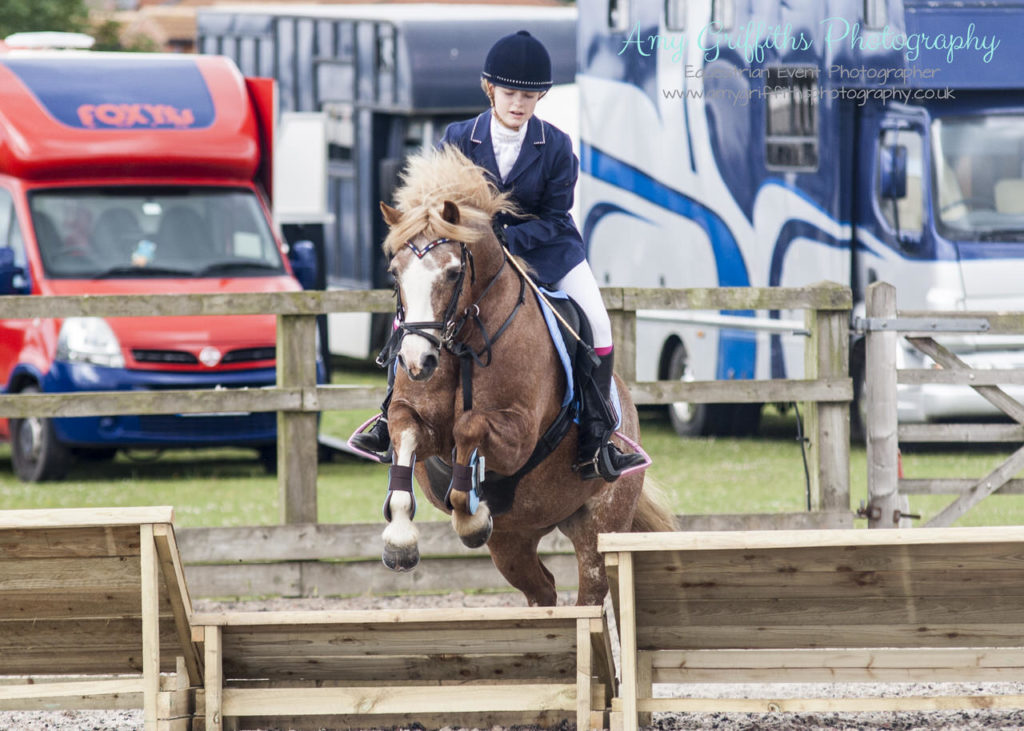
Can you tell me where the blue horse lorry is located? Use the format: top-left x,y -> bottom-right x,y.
578,0 -> 1024,437
0,47 -> 321,481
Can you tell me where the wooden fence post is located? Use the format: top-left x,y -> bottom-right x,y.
276,313 -> 319,524
802,282 -> 851,513
864,282 -> 903,528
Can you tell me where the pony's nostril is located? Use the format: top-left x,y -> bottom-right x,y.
397,354 -> 407,372
422,353 -> 438,373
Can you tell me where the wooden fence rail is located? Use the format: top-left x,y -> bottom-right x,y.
0,282 -> 853,530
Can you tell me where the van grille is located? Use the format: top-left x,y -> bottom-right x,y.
132,347 -> 276,365
133,349 -> 198,364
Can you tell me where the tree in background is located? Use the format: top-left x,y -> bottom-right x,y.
0,0 -> 90,37
0,0 -> 157,53
91,18 -> 158,52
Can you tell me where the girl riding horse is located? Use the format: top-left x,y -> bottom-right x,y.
353,30 -> 645,482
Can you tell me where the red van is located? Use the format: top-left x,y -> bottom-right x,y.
0,50 -> 318,481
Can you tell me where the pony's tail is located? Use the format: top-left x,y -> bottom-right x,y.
630,475 -> 678,533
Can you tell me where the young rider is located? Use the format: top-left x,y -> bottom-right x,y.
353,30 -> 644,481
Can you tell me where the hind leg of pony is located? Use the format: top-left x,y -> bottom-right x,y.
380,422 -> 421,572
448,408 -> 534,548
559,470 -> 648,605
486,530 -> 558,607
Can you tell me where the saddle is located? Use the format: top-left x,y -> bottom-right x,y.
423,290 -> 598,516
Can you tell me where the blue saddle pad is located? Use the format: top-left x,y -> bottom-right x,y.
534,287 -> 621,427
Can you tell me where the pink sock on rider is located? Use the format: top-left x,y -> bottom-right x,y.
595,345 -> 613,356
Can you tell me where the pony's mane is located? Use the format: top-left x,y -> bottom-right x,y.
382,145 -> 519,256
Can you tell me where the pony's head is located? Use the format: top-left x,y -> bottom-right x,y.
380,145 -> 516,380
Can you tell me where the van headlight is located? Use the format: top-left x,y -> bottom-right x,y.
57,317 -> 125,368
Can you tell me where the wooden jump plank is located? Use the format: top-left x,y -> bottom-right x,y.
0,555 -> 146,593
634,623 -> 1024,651
218,625 -> 577,657
628,567 -> 1024,601
222,655 -> 579,682
0,506 -> 174,530
193,606 -> 600,626
627,695 -> 1024,714
598,526 -> 1024,553
630,594 -> 1024,628
0,525 -> 141,559
220,683 -> 579,716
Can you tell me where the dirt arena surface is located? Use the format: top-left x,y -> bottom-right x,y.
4,592 -> 1024,731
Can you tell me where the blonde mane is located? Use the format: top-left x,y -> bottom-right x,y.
382,145 -> 519,256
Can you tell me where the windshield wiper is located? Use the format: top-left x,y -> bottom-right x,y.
976,229 -> 1024,242
196,260 -> 284,276
93,265 -> 194,279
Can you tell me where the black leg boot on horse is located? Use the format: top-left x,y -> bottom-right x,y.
575,350 -> 647,481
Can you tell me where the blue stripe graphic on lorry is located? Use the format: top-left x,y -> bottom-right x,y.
580,142 -> 756,381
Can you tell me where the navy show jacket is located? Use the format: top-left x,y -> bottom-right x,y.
440,110 -> 587,285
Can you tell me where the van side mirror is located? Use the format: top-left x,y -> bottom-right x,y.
880,144 -> 908,200
288,239 -> 318,290
0,247 -> 30,295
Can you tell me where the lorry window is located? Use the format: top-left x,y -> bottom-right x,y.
0,189 -> 28,269
764,67 -> 819,170
28,188 -> 285,279
932,115 -> 1024,239
877,128 -> 924,235
665,0 -> 685,30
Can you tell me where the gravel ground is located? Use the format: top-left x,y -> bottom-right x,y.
4,592 -> 1024,731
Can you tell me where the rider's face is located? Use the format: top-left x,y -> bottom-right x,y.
490,85 -> 543,131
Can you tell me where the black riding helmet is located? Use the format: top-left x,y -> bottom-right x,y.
481,30 -> 552,92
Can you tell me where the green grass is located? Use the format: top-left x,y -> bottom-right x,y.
0,365 -> 1022,528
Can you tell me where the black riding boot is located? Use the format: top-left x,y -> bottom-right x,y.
574,351 -> 647,481
351,365 -> 395,460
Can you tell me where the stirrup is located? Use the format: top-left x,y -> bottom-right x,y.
574,442 -> 646,482
348,414 -> 393,462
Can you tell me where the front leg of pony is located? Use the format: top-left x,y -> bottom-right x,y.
448,408 -> 531,549
381,427 -> 420,572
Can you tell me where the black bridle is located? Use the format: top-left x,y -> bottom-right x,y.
393,235 -> 526,407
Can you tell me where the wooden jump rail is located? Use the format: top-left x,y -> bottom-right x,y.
0,281 -> 854,531
863,280 -> 1024,527
193,606 -> 614,730
0,506 -> 200,730
599,527 -> 1024,731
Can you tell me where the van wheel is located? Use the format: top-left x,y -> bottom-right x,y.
666,341 -> 707,437
10,386 -> 72,482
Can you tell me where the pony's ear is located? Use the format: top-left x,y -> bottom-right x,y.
380,202 -> 402,226
441,200 -> 460,225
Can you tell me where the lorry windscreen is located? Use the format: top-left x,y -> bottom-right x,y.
28,188 -> 286,279
933,115 -> 1024,240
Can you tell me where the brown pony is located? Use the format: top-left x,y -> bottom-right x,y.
377,146 -> 674,606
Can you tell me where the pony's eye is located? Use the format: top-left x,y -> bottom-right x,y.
445,267 -> 461,282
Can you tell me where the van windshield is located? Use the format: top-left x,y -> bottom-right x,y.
29,188 -> 287,278
933,115 -> 1024,240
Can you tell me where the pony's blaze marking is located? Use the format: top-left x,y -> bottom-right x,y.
396,243 -> 460,372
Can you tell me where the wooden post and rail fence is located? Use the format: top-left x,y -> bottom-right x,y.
8,279 -> 1018,597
